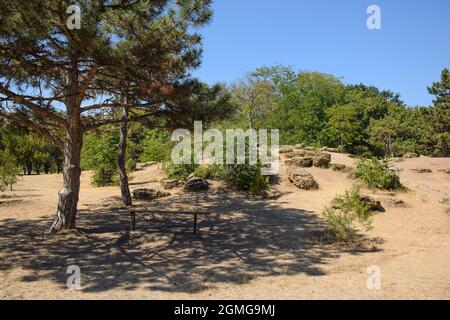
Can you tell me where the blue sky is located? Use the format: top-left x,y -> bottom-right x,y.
193,0 -> 450,106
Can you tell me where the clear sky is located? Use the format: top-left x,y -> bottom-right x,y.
193,0 -> 450,106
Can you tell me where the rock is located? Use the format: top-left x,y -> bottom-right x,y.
412,168 -> 432,173
161,179 -> 183,189
321,147 -> 339,153
261,188 -> 284,200
283,151 -> 304,159
136,162 -> 157,170
438,168 -> 450,174
404,152 -> 419,158
184,177 -> 209,192
303,146 -> 316,152
295,143 -> 306,149
132,188 -> 170,201
313,153 -> 331,168
381,198 -> 406,208
288,170 -> 319,190
285,157 -> 313,167
279,146 -> 294,154
331,163 -> 346,171
392,157 -> 404,163
360,195 -> 384,211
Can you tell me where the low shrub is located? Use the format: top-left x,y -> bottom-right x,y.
355,158 -> 401,189
220,163 -> 269,195
193,164 -> 223,180
322,186 -> 373,242
92,165 -> 118,187
162,162 -> 198,180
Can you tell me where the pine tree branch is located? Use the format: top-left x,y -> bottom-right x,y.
0,109 -> 64,149
0,86 -> 68,128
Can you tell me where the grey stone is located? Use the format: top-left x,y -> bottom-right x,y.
313,153 -> 331,168
331,163 -> 346,171
285,157 -> 313,167
381,198 -> 406,207
184,177 -> 209,192
161,179 -> 183,189
132,188 -> 170,201
288,171 -> 319,190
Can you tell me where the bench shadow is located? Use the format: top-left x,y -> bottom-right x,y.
0,191 -> 359,294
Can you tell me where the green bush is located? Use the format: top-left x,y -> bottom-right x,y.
162,162 -> 198,180
92,166 -> 118,187
0,151 -> 20,191
140,129 -> 172,163
220,163 -> 269,195
193,164 -> 223,180
355,158 -> 401,189
322,186 -> 373,242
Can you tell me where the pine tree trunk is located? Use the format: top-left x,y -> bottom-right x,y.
49,64 -> 83,233
117,104 -> 132,207
49,125 -> 83,232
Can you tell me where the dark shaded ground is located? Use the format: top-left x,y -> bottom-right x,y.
0,191 -> 347,293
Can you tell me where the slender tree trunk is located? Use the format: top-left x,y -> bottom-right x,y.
117,103 -> 132,207
49,64 -> 83,233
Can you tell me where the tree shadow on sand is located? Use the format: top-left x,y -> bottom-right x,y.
0,191 -> 380,294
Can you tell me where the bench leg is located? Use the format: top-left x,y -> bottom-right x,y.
193,213 -> 198,234
130,211 -> 136,231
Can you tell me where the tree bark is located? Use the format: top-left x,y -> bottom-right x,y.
117,103 -> 132,207
49,63 -> 83,233
49,125 -> 83,232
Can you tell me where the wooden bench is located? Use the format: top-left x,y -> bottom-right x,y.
118,208 -> 211,234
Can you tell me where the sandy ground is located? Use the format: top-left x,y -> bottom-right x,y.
0,153 -> 449,300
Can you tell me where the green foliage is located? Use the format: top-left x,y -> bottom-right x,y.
220,164 -> 269,194
140,129 -> 172,163
162,162 -> 198,180
322,186 -> 373,242
82,131 -> 118,186
427,68 -> 450,157
0,126 -> 63,175
0,150 -> 20,191
193,164 -> 223,180
91,166 -> 118,187
355,158 -> 401,190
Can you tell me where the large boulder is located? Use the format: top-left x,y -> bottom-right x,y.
132,188 -> 170,201
161,179 -> 183,189
313,153 -> 331,168
184,177 -> 209,192
285,156 -> 313,167
288,170 -> 319,190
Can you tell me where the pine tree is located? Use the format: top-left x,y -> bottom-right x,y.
0,0 -> 213,232
428,68 -> 450,156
